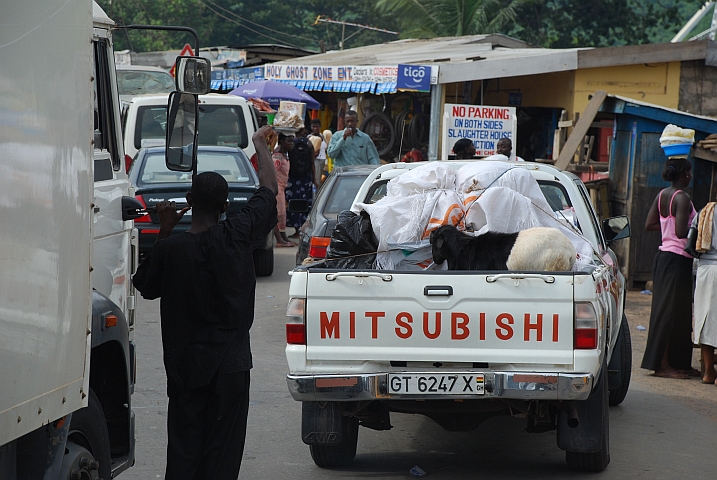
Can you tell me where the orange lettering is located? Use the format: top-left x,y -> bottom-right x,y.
350,311 -> 356,339
524,313 -> 543,341
423,312 -> 442,339
496,313 -> 514,340
479,312 -> 486,340
366,312 -> 385,339
396,312 -> 413,339
451,312 -> 470,340
552,314 -> 559,342
320,312 -> 340,339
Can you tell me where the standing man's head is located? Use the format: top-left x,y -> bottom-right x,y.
187,171 -> 229,217
496,138 -> 512,157
453,138 -> 476,159
345,110 -> 358,133
310,118 -> 322,136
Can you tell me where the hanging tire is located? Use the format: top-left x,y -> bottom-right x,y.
253,247 -> 274,277
359,112 -> 395,157
66,389 -> 112,480
608,315 -> 632,406
565,364 -> 610,472
408,113 -> 430,147
309,416 -> 359,468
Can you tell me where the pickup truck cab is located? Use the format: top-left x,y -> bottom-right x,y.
285,161 -> 631,472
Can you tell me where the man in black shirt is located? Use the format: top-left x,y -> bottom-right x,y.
133,125 -> 278,479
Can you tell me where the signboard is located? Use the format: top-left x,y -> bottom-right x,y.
397,64 -> 431,92
210,66 -> 264,90
265,64 -> 398,83
170,44 -> 194,77
442,104 -> 517,159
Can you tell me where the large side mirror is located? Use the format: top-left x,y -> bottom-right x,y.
602,215 -> 631,245
165,91 -> 198,172
174,56 -> 211,95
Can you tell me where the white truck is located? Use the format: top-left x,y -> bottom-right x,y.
285,161 -> 632,472
0,2 -> 206,478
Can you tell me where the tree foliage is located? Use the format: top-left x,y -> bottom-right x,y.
99,0 -> 400,53
98,0 -> 709,53
376,0 -> 522,38
504,0 -> 703,48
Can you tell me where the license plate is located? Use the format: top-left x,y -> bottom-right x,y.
388,373 -> 485,395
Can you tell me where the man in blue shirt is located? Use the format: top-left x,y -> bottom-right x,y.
327,110 -> 380,167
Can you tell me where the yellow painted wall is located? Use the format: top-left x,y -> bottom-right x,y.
439,61 -> 682,158
573,62 -> 681,115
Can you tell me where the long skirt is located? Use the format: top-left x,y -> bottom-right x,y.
641,250 -> 695,371
285,175 -> 313,229
694,264 -> 717,349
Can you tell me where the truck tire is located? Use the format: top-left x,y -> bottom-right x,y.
309,416 -> 359,468
608,315 -> 632,406
253,247 -> 274,277
565,364 -> 610,472
67,389 -> 111,480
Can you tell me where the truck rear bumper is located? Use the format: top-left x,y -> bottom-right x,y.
287,372 -> 593,402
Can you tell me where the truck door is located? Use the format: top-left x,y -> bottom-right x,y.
91,30 -> 135,327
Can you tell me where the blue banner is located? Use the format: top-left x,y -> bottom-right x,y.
397,64 -> 430,92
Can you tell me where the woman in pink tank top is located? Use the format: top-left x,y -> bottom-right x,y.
641,157 -> 698,379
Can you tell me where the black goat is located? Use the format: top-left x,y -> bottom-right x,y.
430,224 -> 576,271
430,225 -> 517,270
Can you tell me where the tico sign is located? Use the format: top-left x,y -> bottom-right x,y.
397,64 -> 430,92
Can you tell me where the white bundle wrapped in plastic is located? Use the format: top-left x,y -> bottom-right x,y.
355,163 -> 462,269
356,161 -> 596,272
457,162 -> 554,233
659,124 -> 695,146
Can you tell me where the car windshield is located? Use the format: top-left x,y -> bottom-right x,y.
116,70 -> 175,96
323,175 -> 368,216
133,104 -> 249,151
139,151 -> 254,185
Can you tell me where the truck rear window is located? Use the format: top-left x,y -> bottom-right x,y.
133,104 -> 249,151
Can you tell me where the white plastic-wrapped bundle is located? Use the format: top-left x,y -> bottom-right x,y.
387,162 -> 457,197
355,163 -> 463,268
357,189 -> 464,252
458,163 -> 554,232
456,162 -> 595,271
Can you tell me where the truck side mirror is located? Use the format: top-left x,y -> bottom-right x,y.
165,91 -> 198,172
174,56 -> 211,95
602,215 -> 630,245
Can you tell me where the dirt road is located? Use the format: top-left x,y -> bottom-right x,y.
625,289 -> 717,422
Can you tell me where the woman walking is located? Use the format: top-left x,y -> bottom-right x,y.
272,133 -> 297,247
692,202 -> 717,384
285,132 -> 316,238
641,156 -> 699,379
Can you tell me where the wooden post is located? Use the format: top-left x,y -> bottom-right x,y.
554,90 -> 608,171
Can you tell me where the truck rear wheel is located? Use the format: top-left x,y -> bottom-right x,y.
66,389 -> 111,480
565,365 -> 610,472
309,416 -> 359,468
608,315 -> 632,406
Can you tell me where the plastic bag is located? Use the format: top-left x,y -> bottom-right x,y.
660,124 -> 695,146
325,210 -> 377,269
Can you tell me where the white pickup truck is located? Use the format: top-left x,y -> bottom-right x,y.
285,161 -> 632,472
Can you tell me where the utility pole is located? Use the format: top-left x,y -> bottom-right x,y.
313,16 -> 398,50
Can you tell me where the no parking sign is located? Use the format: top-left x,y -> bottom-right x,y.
442,104 -> 517,159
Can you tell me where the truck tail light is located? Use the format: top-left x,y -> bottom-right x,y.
286,298 -> 306,345
574,302 -> 598,349
125,154 -> 133,173
308,236 -> 331,258
134,195 -> 151,223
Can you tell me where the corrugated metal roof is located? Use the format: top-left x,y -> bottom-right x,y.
272,33 -> 583,83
